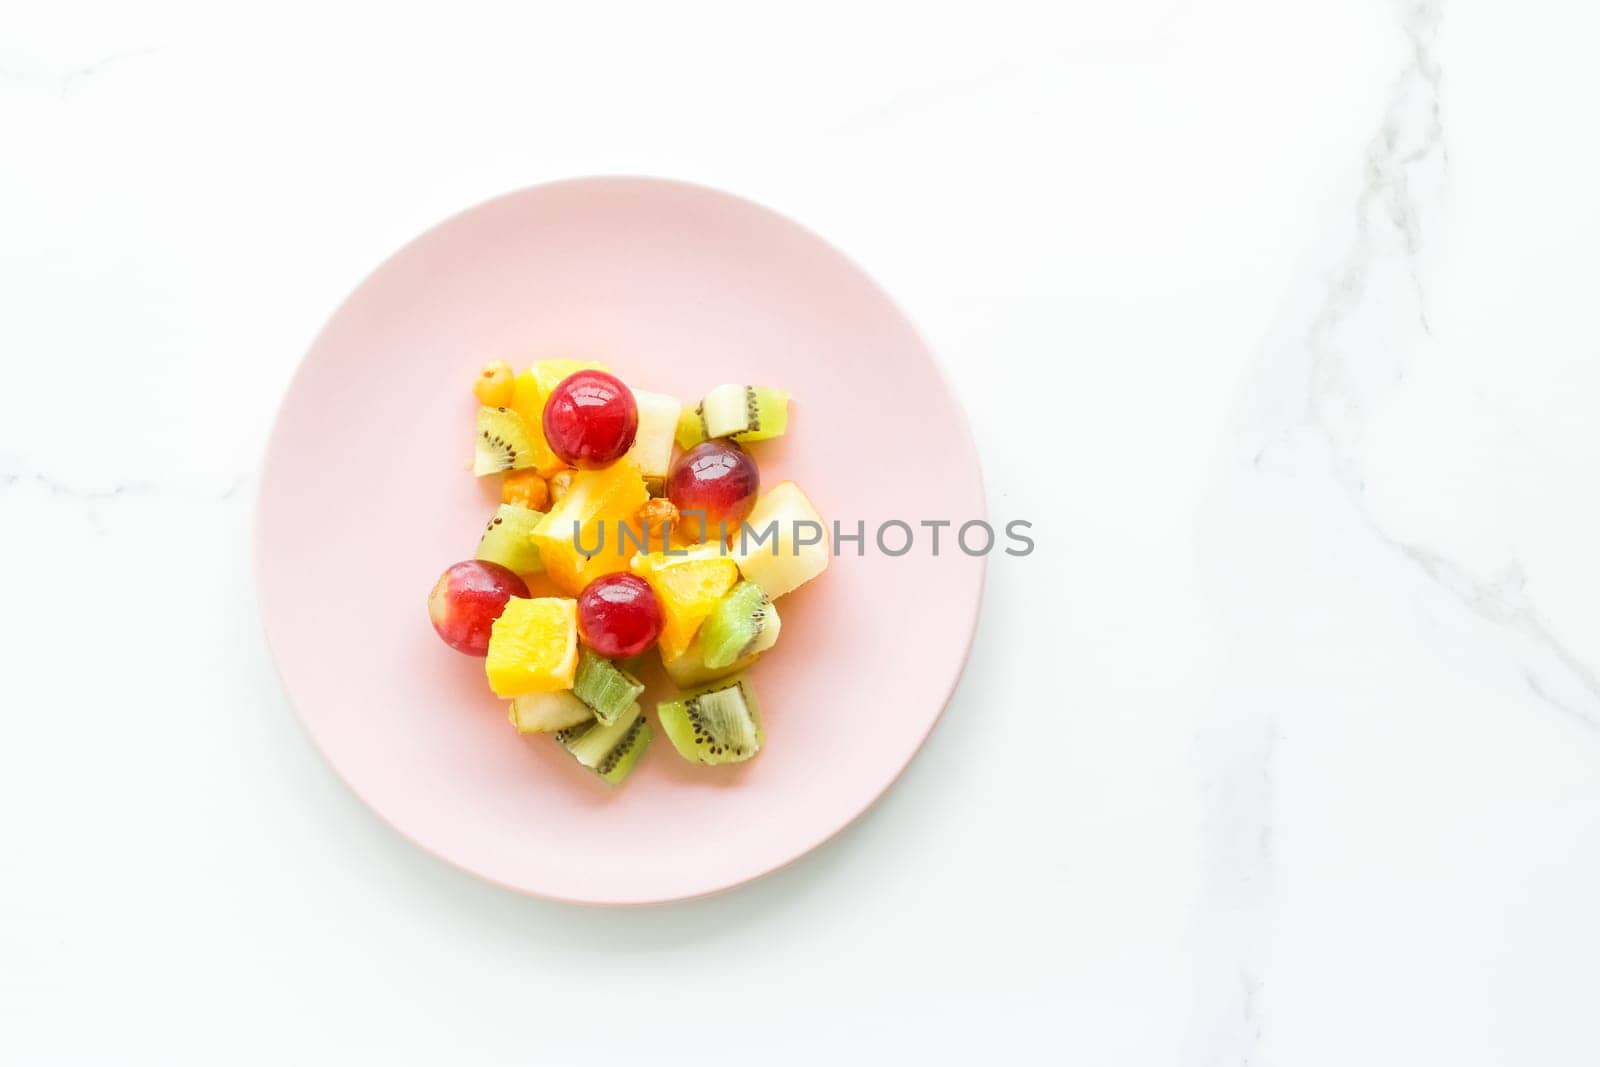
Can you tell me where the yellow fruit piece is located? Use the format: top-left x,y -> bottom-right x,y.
630,544 -> 738,660
485,597 -> 578,697
731,481 -> 829,599
532,459 -> 649,596
530,359 -> 609,402
507,371 -> 562,476
474,360 -> 516,407
508,369 -> 542,429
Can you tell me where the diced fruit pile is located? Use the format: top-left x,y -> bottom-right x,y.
427,360 -> 828,786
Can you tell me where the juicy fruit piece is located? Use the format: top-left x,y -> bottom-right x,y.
530,358 -> 609,401
475,504 -> 544,575
630,544 -> 739,660
484,597 -> 578,697
508,689 -> 591,733
474,360 -> 515,407
572,647 -> 646,725
474,407 -> 539,476
532,459 -> 650,595
626,389 -> 683,484
699,581 -> 781,670
542,369 -> 639,469
444,368 -> 816,781
577,572 -> 662,659
675,403 -> 706,450
657,675 -> 764,765
507,371 -> 563,476
660,631 -> 758,689
500,469 -> 549,511
666,440 -> 760,529
427,560 -> 530,656
699,384 -> 789,442
731,481 -> 829,599
555,702 -> 651,785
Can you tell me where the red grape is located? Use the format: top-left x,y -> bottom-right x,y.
666,440 -> 760,529
542,370 -> 639,469
427,560 -> 529,656
577,573 -> 663,658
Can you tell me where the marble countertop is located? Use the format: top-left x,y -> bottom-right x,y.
5,1 -> 1599,1062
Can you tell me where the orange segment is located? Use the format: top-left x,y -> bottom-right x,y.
485,597 -> 578,696
532,459 -> 649,596
508,371 -> 561,475
630,545 -> 739,660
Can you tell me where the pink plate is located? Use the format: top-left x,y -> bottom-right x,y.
256,177 -> 985,904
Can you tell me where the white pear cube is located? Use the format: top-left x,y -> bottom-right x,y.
626,389 -> 683,482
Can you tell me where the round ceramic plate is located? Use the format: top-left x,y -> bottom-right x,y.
257,177 -> 985,904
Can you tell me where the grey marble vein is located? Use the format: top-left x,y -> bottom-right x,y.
0,46 -> 160,100
1250,1 -> 1600,731
1190,6 -> 1465,1062
0,467 -> 251,505
1186,714 -> 1279,1066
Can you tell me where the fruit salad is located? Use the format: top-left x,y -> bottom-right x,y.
426,361 -> 826,785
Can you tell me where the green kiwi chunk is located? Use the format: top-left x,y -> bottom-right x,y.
476,503 -> 544,575
657,675 -> 763,766
572,648 -> 645,726
474,406 -> 537,476
699,581 -> 781,670
508,690 -> 591,733
554,703 -> 650,785
698,385 -> 789,442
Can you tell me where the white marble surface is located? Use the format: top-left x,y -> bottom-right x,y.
6,1 -> 1600,1062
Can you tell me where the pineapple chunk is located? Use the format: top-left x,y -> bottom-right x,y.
531,359 -> 608,402
485,598 -> 578,697
730,481 -> 828,599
